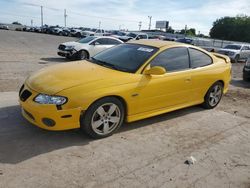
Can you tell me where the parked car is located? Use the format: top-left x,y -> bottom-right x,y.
243,57 -> 250,81
57,36 -> 123,60
118,32 -> 148,42
70,28 -> 84,38
20,40 -> 231,138
0,25 -> 9,30
217,44 -> 250,63
81,29 -> 110,37
176,38 -> 194,44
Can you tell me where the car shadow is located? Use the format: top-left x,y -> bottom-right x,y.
40,57 -> 69,63
231,79 -> 250,89
0,105 -> 204,164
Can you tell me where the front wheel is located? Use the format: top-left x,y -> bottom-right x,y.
202,82 -> 224,109
234,55 -> 240,63
77,50 -> 88,60
81,97 -> 125,139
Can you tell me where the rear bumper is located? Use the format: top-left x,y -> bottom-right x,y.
19,85 -> 82,131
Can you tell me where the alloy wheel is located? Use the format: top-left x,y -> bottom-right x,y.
208,85 -> 222,107
91,103 -> 121,135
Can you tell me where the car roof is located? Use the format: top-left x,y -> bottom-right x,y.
95,36 -> 120,39
128,39 -> 185,48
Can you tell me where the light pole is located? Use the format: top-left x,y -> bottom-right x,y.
40,6 -> 43,27
64,9 -> 67,27
148,16 -> 152,30
98,21 -> 101,29
138,21 -> 142,31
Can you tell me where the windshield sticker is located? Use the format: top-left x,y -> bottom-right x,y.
137,47 -> 154,52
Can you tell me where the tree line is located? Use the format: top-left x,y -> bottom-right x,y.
210,15 -> 250,42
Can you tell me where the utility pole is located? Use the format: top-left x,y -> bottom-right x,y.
138,21 -> 142,31
184,25 -> 187,35
64,9 -> 67,27
40,6 -> 43,27
148,16 -> 152,30
31,19 -> 33,27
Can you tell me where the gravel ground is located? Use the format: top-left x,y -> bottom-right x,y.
0,30 -> 249,188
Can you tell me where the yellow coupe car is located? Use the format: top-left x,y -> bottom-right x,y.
19,40 -> 231,138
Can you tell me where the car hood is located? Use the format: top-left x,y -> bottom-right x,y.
26,61 -> 135,95
61,41 -> 80,46
119,36 -> 133,40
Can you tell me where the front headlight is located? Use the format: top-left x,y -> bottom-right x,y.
228,51 -> 235,56
34,94 -> 67,105
65,45 -> 74,50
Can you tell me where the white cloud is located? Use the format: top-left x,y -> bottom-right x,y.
1,0 -> 250,34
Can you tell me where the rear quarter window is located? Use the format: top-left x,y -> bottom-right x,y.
189,48 -> 212,68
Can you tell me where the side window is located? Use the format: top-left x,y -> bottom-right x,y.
107,39 -> 122,45
189,48 -> 212,68
139,35 -> 147,39
242,46 -> 250,50
93,38 -> 108,45
150,47 -> 190,72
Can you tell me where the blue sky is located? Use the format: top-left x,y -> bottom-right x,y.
0,0 -> 250,34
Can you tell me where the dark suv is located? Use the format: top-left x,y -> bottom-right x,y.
243,58 -> 250,81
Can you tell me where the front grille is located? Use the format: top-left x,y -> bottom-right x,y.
218,51 -> 228,55
58,44 -> 66,50
20,89 -> 32,102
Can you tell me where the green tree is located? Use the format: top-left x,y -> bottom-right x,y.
210,15 -> 250,42
166,26 -> 175,34
12,21 -> 22,25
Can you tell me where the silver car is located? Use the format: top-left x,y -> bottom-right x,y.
218,44 -> 250,63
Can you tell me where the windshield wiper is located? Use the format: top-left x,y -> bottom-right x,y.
91,57 -> 120,70
91,57 -> 132,72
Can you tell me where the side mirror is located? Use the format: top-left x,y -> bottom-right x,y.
144,66 -> 166,75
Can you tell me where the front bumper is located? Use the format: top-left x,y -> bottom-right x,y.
243,66 -> 250,79
19,85 -> 82,131
57,49 -> 77,58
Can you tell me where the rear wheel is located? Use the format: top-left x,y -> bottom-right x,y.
81,97 -> 125,139
202,82 -> 223,109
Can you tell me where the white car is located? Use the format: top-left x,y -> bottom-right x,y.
118,32 -> 148,42
58,36 -> 123,60
218,44 -> 250,63
82,29 -> 110,37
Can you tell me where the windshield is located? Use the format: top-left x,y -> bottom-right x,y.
224,45 -> 241,50
78,36 -> 97,43
127,33 -> 137,38
90,44 -> 158,73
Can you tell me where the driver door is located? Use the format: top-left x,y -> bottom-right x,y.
89,38 -> 110,56
131,47 -> 192,114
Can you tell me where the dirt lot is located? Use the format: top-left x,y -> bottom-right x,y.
0,30 -> 249,188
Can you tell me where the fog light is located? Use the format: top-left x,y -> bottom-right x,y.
42,118 -> 56,127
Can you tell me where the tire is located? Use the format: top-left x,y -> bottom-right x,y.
76,32 -> 81,38
81,97 -> 125,139
202,82 -> 224,109
243,75 -> 249,82
78,50 -> 88,60
234,55 -> 240,63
